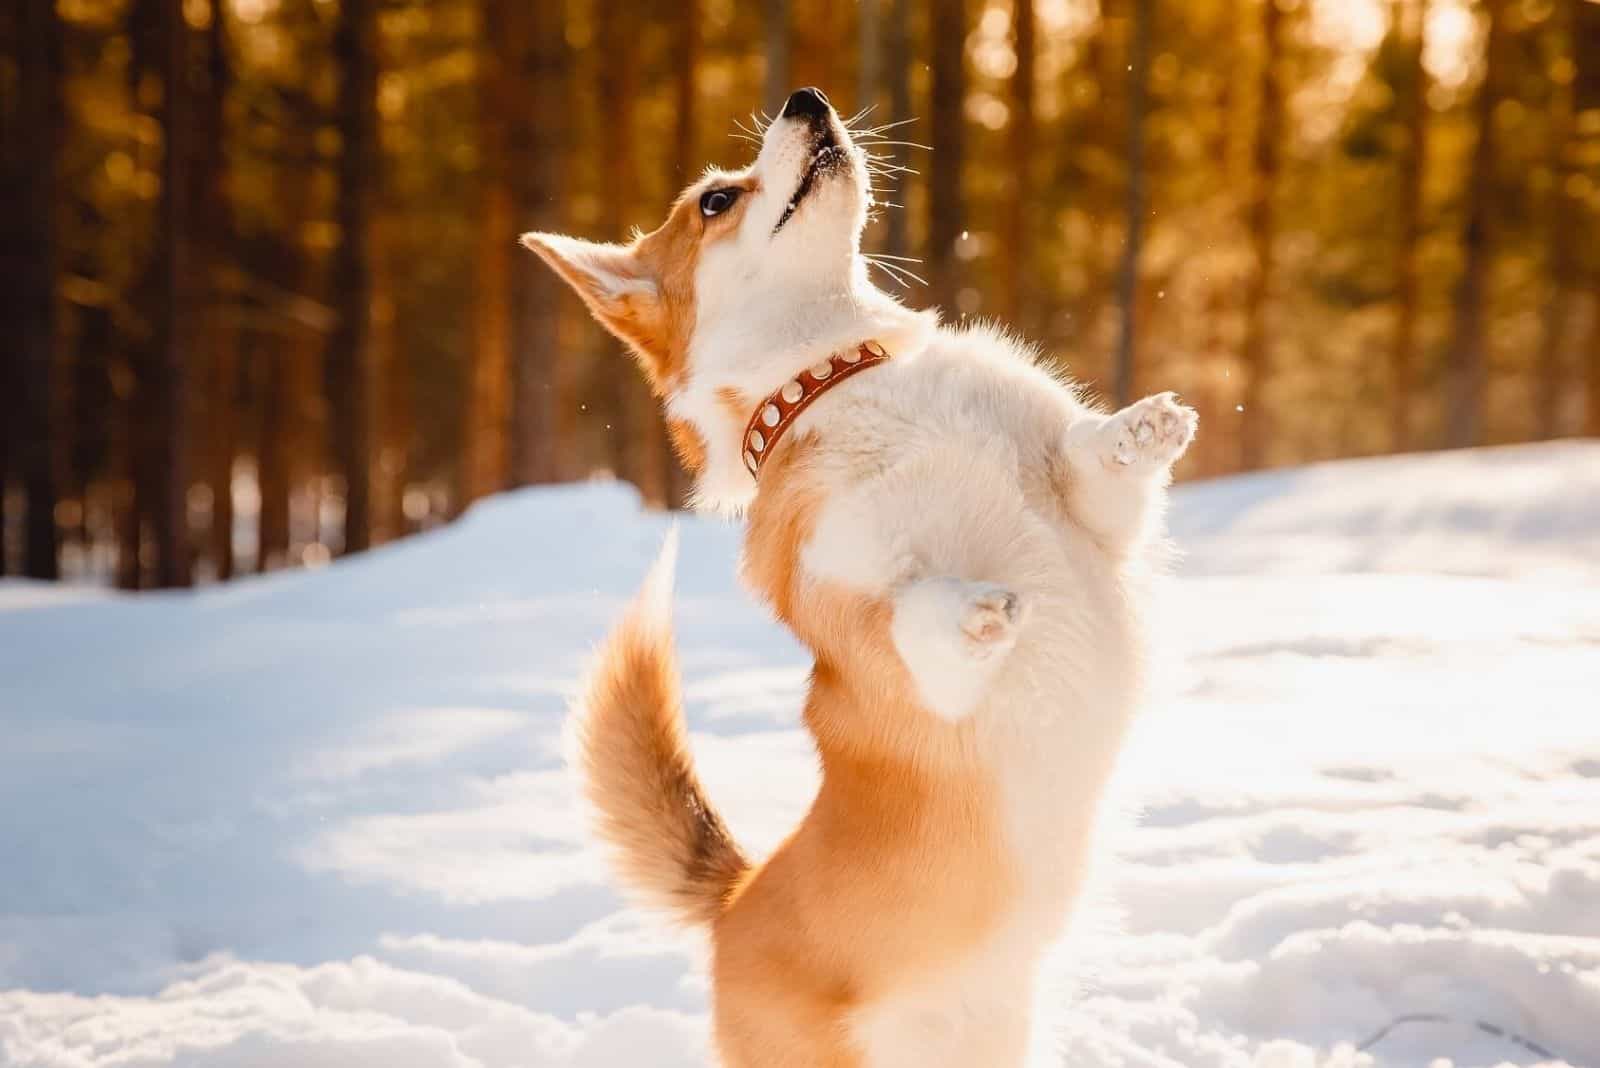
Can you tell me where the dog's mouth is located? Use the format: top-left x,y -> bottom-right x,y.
772,140 -> 848,235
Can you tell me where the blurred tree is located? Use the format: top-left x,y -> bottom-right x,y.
10,0 -> 62,578
147,0 -> 195,586
199,0 -> 237,578
595,0 -> 658,503
883,0 -> 913,263
1389,0 -> 1428,451
1112,0 -> 1151,408
661,0 -> 698,505
10,0 -> 1595,586
329,0 -> 378,553
859,0 -> 882,115
793,1 -> 840,93
1001,0 -> 1034,328
1444,0 -> 1504,449
509,0 -> 569,486
1580,0 -> 1600,437
464,0 -> 514,507
764,0 -> 791,116
1536,0 -> 1578,439
1195,0 -> 1242,477
927,0 -> 966,318
1239,0 -> 1283,469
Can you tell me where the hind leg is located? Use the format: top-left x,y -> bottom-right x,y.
714,982 -> 863,1068
890,577 -> 1029,722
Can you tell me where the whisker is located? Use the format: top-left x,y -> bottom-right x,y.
854,117 -> 919,136
853,139 -> 934,152
865,253 -> 922,262
864,259 -> 910,287
843,103 -> 879,129
864,257 -> 927,288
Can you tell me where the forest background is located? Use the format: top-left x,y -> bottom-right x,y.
3,0 -> 1597,586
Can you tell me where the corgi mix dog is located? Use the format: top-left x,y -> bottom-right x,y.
523,86 -> 1195,1067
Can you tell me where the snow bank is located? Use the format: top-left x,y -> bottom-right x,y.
3,443 -> 1598,1067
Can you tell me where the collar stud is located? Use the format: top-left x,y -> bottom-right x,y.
741,342 -> 891,480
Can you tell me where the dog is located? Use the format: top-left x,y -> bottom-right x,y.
523,85 -> 1195,1068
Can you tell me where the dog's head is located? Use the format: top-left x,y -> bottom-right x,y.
525,87 -> 933,507
522,87 -> 870,396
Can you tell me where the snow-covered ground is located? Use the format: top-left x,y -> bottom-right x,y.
2,441 -> 1597,1068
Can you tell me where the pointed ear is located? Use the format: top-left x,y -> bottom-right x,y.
521,231 -> 674,384
521,231 -> 657,317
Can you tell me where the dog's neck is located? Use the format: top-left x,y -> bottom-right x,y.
667,282 -> 936,514
739,341 -> 893,480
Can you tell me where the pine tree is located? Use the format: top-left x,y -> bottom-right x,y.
1444,0 -> 1504,449
12,0 -> 63,578
1239,0 -> 1284,469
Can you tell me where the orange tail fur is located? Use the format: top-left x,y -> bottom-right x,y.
572,529 -> 748,926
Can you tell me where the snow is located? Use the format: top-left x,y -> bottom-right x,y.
3,441 -> 1598,1068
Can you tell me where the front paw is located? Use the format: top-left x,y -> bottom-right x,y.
1102,392 -> 1197,470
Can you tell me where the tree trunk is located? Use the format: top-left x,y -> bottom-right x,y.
1444,0 -> 1503,449
465,0 -> 512,508
858,0 -> 881,116
1001,0 -> 1034,328
595,0 -> 639,492
257,109 -> 319,572
1390,0 -> 1427,452
15,0 -> 62,580
256,337 -> 290,572
1238,0 -> 1283,470
1581,0 -> 1600,437
883,0 -> 912,262
1536,0 -> 1577,439
149,0 -> 193,586
201,0 -> 237,579
369,218 -> 406,543
764,0 -> 791,116
330,0 -> 377,552
659,0 -> 699,507
927,0 -> 966,318
1194,0 -> 1237,478
1112,0 -> 1151,408
508,0 -> 568,486
1589,282 -> 1600,438
792,0 -> 840,95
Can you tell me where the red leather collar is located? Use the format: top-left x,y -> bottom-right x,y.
742,341 -> 890,479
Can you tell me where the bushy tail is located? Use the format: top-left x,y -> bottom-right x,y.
572,529 -> 748,927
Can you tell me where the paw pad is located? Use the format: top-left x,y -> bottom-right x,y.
961,586 -> 1026,655
1106,392 -> 1197,469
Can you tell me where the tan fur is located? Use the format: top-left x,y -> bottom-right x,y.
529,100 -> 1186,1067
706,440 -> 1017,1065
666,417 -> 709,474
715,385 -> 753,427
571,433 -> 1017,1064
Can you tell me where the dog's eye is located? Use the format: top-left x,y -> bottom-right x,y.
699,188 -> 740,217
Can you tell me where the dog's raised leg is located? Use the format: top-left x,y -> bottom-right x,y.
1060,391 -> 1197,554
891,577 -> 1028,722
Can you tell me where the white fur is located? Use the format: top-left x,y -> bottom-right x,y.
658,106 -> 1191,1068
554,100 -> 1194,1068
888,578 -> 1025,722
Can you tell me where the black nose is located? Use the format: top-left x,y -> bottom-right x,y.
782,87 -> 831,120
